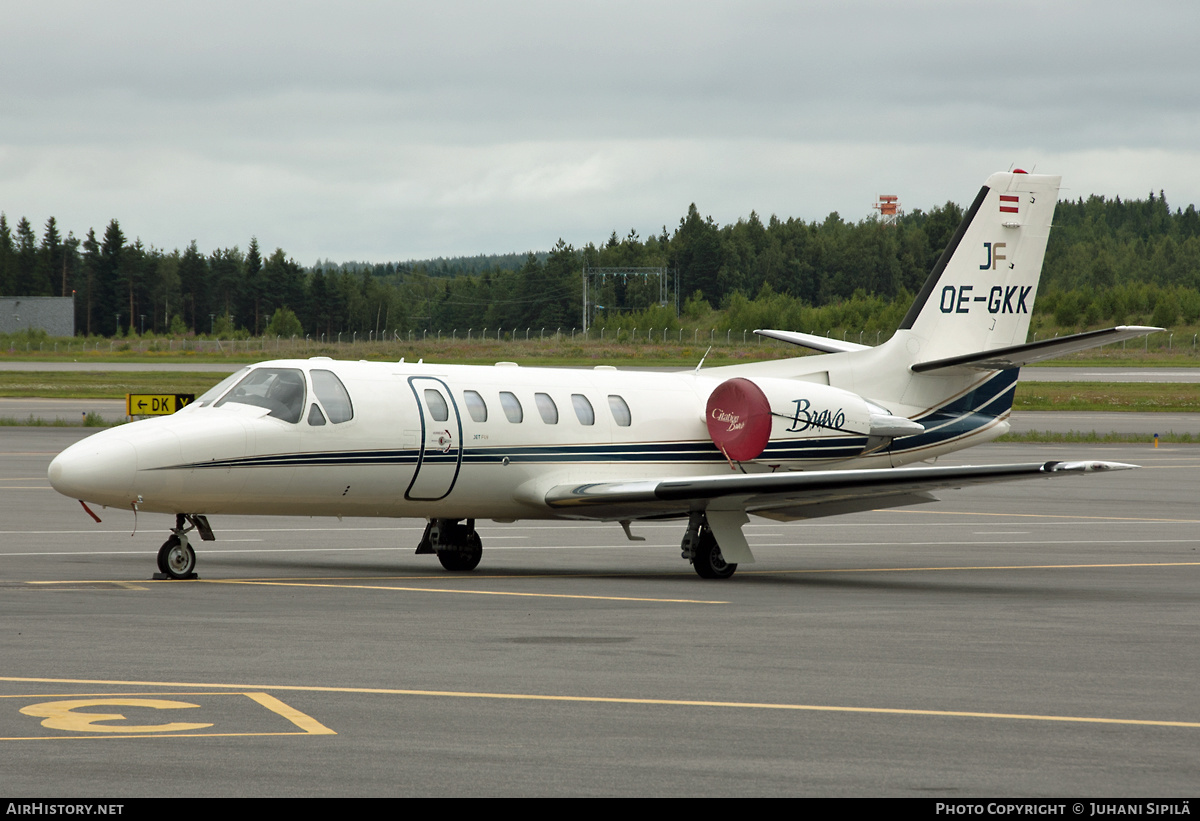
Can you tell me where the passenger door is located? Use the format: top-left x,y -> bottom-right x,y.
404,376 -> 463,501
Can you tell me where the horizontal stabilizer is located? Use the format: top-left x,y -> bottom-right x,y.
911,326 -> 1160,373
544,460 -> 1136,521
754,329 -> 871,354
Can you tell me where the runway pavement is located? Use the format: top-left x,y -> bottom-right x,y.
1022,366 -> 1200,382
2,429 -> 1197,796
1009,411 -> 1200,437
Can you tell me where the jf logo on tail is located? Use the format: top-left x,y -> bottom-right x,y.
48,170 -> 1157,580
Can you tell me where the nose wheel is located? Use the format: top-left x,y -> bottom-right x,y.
157,535 -> 197,579
153,513 -> 211,580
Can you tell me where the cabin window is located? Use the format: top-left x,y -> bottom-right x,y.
215,367 -> 306,423
500,391 -> 523,423
424,389 -> 450,422
535,393 -> 558,424
311,369 -> 354,423
608,395 -> 632,427
571,394 -> 595,425
463,390 -> 488,423
307,404 -> 327,426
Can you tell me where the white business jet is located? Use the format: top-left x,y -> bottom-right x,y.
48,170 -> 1155,580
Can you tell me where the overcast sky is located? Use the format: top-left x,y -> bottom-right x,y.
3,1 -> 1198,264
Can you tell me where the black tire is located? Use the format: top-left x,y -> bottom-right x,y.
437,531 -> 482,572
159,536 -> 196,579
692,531 -> 737,580
157,535 -> 179,574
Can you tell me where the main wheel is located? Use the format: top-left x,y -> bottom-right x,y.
158,536 -> 196,579
437,531 -> 482,572
692,531 -> 737,580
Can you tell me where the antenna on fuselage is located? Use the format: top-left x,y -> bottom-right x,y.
694,346 -> 713,372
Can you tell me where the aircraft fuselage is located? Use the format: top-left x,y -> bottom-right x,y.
47,355 -> 1005,522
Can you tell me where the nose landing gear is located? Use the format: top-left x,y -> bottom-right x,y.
154,514 -> 213,580
157,534 -> 196,579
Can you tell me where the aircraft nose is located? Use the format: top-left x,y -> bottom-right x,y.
48,433 -> 138,507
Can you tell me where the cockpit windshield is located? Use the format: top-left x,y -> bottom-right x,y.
195,368 -> 250,407
213,368 -> 307,423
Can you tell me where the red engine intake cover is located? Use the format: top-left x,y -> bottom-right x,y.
705,377 -> 772,461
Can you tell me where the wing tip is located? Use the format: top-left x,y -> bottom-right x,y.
1044,460 -> 1140,473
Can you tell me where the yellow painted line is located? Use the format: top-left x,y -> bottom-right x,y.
243,692 -> 336,735
0,731 -> 328,741
211,578 -> 728,605
895,509 -> 1200,523
0,677 -> 1194,730
29,572 -> 685,585
23,581 -> 151,590
741,561 -> 1200,576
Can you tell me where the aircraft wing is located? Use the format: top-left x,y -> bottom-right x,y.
911,326 -> 1160,372
543,460 -> 1135,522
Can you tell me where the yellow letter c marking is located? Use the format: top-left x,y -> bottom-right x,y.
20,698 -> 214,733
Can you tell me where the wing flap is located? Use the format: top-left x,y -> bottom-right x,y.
752,491 -> 939,521
544,461 -> 1135,521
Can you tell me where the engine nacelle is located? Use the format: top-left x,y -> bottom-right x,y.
704,377 -> 923,461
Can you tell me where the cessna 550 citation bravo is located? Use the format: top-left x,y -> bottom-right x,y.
48,171 -> 1155,580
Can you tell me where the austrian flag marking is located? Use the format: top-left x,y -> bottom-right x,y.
999,194 -> 1020,214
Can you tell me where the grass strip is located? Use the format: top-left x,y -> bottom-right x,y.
1012,382 -> 1200,413
0,371 -> 227,399
0,412 -> 113,427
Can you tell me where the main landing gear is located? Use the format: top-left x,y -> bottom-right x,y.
417,518 -> 483,572
155,513 -> 214,580
681,513 -> 737,580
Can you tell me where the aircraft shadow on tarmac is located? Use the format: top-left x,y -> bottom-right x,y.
110,550 -> 1163,603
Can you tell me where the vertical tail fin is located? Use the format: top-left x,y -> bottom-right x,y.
899,171 -> 1060,362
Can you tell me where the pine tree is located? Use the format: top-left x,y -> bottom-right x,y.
14,218 -> 41,295
97,220 -> 126,334
0,214 -> 13,295
80,229 -> 98,335
38,217 -> 62,296
178,241 -> 208,332
242,237 -> 263,334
